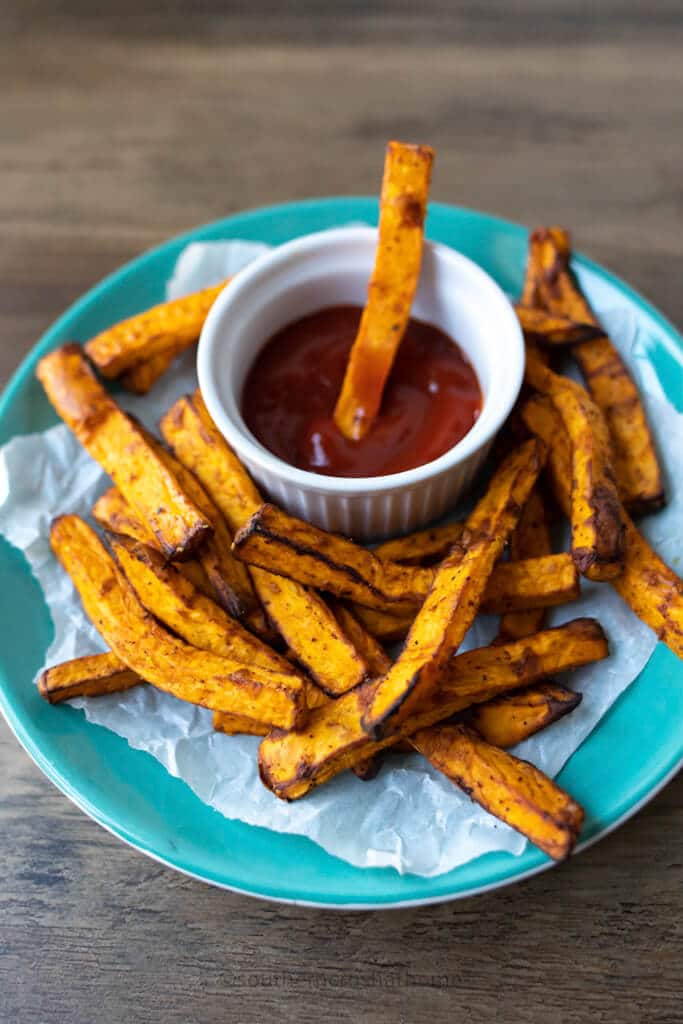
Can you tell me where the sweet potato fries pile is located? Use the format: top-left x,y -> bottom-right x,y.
34,223 -> 681,866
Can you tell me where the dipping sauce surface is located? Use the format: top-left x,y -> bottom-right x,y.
242,305 -> 481,478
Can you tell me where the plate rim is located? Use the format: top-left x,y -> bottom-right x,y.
1,196 -> 682,909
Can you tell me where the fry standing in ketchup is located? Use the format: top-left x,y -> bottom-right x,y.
244,142 -> 480,479
242,304 -> 481,479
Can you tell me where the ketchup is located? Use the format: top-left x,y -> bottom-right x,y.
242,305 -> 481,478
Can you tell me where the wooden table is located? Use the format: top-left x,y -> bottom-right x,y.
1,4 -> 681,1021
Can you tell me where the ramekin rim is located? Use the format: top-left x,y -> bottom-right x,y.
197,226 -> 524,496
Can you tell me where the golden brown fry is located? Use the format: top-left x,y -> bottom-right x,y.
326,603 -> 392,782
140,426 -> 261,622
481,554 -> 579,614
258,618 -> 608,800
351,553 -> 579,642
361,440 -> 545,738
213,671 -> 329,737
333,141 -> 434,440
160,392 -> 262,527
51,515 -> 305,727
373,521 -> 465,566
521,396 -> 683,660
169,559 -> 212,598
85,280 -> 229,379
411,724 -> 584,860
526,344 -> 626,581
613,514 -> 683,660
120,348 -> 180,395
464,683 -> 581,748
93,486 -> 159,547
235,499 -> 578,614
212,711 -> 272,737
109,535 -> 293,674
327,602 -> 391,678
520,236 -> 544,307
349,605 -> 415,644
520,395 -> 572,517
160,392 -> 370,696
94,486 -> 236,608
529,227 -> 664,513
233,502 -> 433,612
392,680 -> 581,755
378,681 -> 581,786
514,305 -> 602,346
498,487 -> 552,641
38,651 -> 140,704
234,501 -> 578,616
36,345 -> 211,560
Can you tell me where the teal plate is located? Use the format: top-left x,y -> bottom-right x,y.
1,199 -> 682,908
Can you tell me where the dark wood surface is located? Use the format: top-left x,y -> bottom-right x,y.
1,4 -> 682,1022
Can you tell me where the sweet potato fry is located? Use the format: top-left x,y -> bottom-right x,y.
411,724 -> 584,859
520,235 -> 544,307
613,514 -> 683,660
333,141 -> 434,440
520,395 -> 572,518
109,535 -> 293,674
529,227 -> 664,513
521,396 -> 683,659
526,344 -> 626,581
160,392 -> 371,695
373,521 -> 465,566
361,440 -> 546,738
234,503 -> 578,615
350,553 -> 579,641
258,618 -> 608,799
85,279 -> 229,379
93,486 -> 158,547
38,651 -> 140,704
392,679 -> 581,755
327,602 -> 391,678
380,681 -> 581,787
479,553 -> 580,614
160,393 -> 262,526
464,683 -> 581,748
139,425 -> 261,622
514,305 -> 602,346
120,348 -> 180,395
36,345 -> 211,559
212,712 -> 273,737
348,605 -> 416,644
498,487 -> 552,641
233,502 -> 433,612
51,515 -> 306,727
93,485 -> 245,608
326,602 -> 392,780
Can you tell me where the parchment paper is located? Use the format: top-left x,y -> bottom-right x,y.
1,238 -> 681,876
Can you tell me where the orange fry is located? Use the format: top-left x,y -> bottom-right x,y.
529,227 -> 664,513
514,305 -> 602,346
333,141 -> 434,440
120,348 -> 180,394
521,393 -> 683,659
525,344 -> 626,581
36,345 -> 211,560
498,487 -> 552,641
51,515 -> 305,727
360,439 -> 544,738
160,392 -> 371,696
85,280 -> 230,379
412,724 -> 584,860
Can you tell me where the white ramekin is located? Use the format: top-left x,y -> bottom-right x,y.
197,226 -> 523,540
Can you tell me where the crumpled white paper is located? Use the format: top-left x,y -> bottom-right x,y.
1,238 -> 682,877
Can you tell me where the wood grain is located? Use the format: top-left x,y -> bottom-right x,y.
1,4 -> 682,1022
